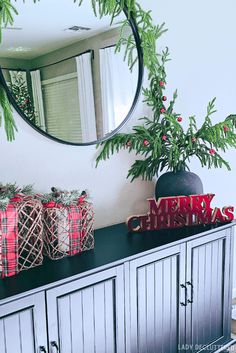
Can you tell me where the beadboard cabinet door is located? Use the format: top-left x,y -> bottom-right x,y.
128,243 -> 186,353
185,228 -> 232,353
0,292 -> 48,353
46,266 -> 125,353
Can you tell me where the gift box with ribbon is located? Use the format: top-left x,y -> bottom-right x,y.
0,195 -> 43,278
41,189 -> 94,260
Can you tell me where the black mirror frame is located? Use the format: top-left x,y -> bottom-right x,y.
0,6 -> 144,146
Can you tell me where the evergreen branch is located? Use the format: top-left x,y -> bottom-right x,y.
0,182 -> 34,210
196,98 -> 217,136
225,114 -> 236,127
196,118 -> 236,150
96,133 -> 135,165
0,0 -> 18,42
128,157 -> 162,181
194,145 -> 231,170
166,90 -> 178,115
0,85 -> 17,141
38,188 -> 85,206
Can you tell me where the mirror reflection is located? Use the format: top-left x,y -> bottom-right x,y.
0,0 -> 139,144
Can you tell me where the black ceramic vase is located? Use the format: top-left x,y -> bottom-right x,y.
155,170 -> 203,199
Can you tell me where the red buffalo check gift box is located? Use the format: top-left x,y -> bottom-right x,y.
41,188 -> 94,260
0,194 -> 43,278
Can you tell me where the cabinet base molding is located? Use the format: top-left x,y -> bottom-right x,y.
214,338 -> 236,353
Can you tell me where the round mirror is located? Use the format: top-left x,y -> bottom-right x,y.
0,0 -> 143,145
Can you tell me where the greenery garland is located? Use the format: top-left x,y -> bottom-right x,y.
0,0 -> 160,140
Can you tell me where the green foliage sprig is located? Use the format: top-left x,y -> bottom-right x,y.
0,84 -> 17,141
0,0 -> 18,140
0,183 -> 33,210
38,187 -> 88,206
0,0 -> 17,41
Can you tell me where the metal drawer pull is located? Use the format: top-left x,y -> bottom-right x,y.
186,281 -> 194,304
39,346 -> 47,353
180,284 -> 188,306
51,341 -> 59,352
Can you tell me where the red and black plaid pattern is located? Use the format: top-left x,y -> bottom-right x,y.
68,206 -> 84,255
43,202 -> 94,259
0,204 -> 18,278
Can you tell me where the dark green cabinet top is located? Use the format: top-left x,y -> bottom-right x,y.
0,222 -> 233,301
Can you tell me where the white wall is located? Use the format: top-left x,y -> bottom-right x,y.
0,100 -> 154,229
234,236 -> 236,297
1,0 -> 236,232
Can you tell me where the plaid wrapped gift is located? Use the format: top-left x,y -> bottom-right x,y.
0,204 -> 18,278
43,201 -> 94,260
0,197 -> 43,278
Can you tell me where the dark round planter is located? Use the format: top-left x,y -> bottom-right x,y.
155,171 -> 203,199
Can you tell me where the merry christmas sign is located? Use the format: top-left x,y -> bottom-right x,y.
127,194 -> 234,232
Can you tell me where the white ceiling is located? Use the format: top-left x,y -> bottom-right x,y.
0,0 -> 125,59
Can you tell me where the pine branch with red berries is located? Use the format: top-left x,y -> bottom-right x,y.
96,52 -> 236,181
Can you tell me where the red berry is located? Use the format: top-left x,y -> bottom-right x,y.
160,108 -> 166,114
192,137 -> 197,143
126,140 -> 132,147
45,201 -> 56,208
143,139 -> 150,146
224,125 -> 229,132
177,116 -> 183,122
209,148 -> 216,155
162,135 -> 167,141
162,96 -> 167,101
159,81 -> 165,87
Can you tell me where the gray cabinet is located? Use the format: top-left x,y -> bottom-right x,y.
0,292 -> 48,353
0,225 -> 234,353
186,228 -> 232,352
128,243 -> 186,353
46,266 -> 125,353
128,228 -> 233,353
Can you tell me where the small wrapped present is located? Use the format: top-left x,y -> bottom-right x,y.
0,194 -> 43,278
41,188 -> 94,260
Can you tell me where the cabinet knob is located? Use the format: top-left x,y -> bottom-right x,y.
50,341 -> 59,352
39,347 -> 47,353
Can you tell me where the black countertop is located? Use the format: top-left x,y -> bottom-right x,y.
0,222 -> 232,301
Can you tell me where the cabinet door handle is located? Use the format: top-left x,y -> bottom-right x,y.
186,281 -> 194,303
180,284 -> 188,306
39,347 -> 47,353
50,341 -> 59,352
